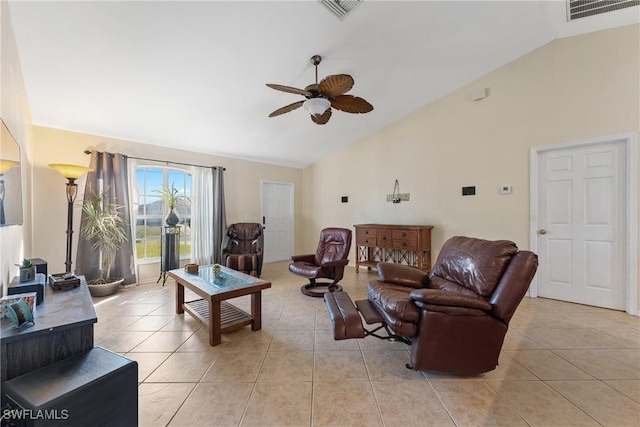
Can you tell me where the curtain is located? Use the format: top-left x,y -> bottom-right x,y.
191,166 -> 226,264
190,166 -> 213,265
127,158 -> 139,276
77,151 -> 137,285
212,167 -> 226,264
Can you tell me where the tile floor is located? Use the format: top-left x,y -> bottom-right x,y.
92,262 -> 640,427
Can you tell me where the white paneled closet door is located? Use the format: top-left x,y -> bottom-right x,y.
536,140 -> 626,310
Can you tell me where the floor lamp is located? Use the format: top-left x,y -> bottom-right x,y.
50,164 -> 90,273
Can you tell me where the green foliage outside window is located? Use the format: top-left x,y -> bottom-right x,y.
135,167 -> 191,261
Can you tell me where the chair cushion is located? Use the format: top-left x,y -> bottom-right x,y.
289,262 -> 322,279
225,254 -> 258,276
431,236 -> 518,297
226,223 -> 262,255
410,288 -> 492,311
377,263 -> 429,289
413,301 -> 487,317
429,276 -> 479,298
368,281 -> 419,323
314,228 -> 352,266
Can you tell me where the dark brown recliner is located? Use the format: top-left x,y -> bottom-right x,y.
325,236 -> 538,374
289,227 -> 352,297
221,223 -> 264,277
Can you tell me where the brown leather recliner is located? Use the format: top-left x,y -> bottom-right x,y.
221,223 -> 264,277
325,236 -> 538,374
289,227 -> 352,297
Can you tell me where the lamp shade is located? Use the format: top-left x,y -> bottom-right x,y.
0,159 -> 19,175
49,164 -> 90,180
303,98 -> 331,116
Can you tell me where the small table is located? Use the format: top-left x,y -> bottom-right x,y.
158,225 -> 181,286
169,265 -> 271,346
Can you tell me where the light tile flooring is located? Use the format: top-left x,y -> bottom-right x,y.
92,262 -> 640,427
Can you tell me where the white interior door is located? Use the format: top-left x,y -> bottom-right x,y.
536,141 -> 626,309
261,181 -> 294,263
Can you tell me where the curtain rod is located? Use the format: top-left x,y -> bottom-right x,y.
83,150 -> 225,170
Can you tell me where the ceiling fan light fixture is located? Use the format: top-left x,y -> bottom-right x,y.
303,98 -> 331,116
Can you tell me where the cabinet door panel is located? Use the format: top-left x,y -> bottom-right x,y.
392,239 -> 418,251
377,230 -> 392,247
392,230 -> 418,240
356,236 -> 377,247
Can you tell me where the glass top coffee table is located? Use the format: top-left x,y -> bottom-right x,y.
168,265 -> 271,346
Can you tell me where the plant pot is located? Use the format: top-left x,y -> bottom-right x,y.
19,266 -> 37,282
213,265 -> 222,278
165,208 -> 180,226
87,278 -> 124,297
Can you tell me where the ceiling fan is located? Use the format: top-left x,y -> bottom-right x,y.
266,55 -> 373,125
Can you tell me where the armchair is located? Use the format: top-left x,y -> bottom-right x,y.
289,227 -> 352,297
221,223 -> 264,277
324,236 -> 538,374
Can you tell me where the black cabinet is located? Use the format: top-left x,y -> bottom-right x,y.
1,278 -> 96,381
2,347 -> 137,427
158,225 -> 181,285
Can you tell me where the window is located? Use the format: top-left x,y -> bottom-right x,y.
135,166 -> 192,261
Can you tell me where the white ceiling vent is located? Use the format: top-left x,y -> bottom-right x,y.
320,0 -> 363,20
567,0 -> 640,21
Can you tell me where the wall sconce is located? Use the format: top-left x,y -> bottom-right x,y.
49,163 -> 90,273
392,179 -> 401,204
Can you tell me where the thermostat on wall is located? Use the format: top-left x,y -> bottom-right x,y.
499,186 -> 512,194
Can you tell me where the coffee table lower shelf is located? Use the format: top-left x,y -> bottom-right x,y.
184,299 -> 253,333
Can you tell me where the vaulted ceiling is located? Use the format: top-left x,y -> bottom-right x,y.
7,1 -> 639,168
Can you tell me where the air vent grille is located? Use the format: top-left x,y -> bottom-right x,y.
320,0 -> 362,20
568,0 -> 639,20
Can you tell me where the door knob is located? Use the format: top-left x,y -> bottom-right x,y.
538,229 -> 547,235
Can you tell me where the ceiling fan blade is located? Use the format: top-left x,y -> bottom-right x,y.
266,83 -> 312,97
269,100 -> 304,117
331,95 -> 374,114
311,108 -> 332,125
318,74 -> 354,97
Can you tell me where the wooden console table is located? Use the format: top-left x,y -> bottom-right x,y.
354,224 -> 433,273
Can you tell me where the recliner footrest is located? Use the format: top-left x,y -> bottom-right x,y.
324,291 -> 365,340
355,299 -> 384,325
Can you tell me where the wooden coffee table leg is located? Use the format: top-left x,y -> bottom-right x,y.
209,300 -> 222,346
251,291 -> 262,331
176,282 -> 184,314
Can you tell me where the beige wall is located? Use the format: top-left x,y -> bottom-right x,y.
302,25 -> 640,307
0,1 -> 33,294
32,126 -> 304,282
302,25 -> 640,310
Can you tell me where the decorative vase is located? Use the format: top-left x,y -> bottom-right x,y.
19,266 -> 36,282
165,208 -> 180,226
213,264 -> 222,277
88,278 -> 124,297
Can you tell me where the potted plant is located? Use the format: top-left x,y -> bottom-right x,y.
81,191 -> 128,297
213,263 -> 222,277
153,183 -> 182,226
16,259 -> 36,282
